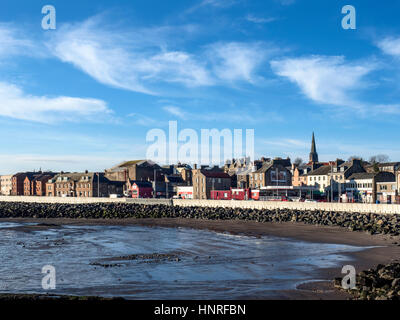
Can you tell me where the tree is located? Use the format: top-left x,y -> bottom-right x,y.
348,155 -> 363,161
294,158 -> 304,166
369,154 -> 390,164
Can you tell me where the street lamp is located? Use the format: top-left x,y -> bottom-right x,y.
153,168 -> 163,199
330,163 -> 333,203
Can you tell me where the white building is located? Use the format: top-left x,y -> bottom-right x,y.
345,173 -> 375,203
0,175 -> 13,196
176,186 -> 193,199
306,165 -> 331,194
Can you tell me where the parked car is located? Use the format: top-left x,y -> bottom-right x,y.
305,199 -> 318,203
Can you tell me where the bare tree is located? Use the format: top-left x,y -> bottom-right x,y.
348,155 -> 363,161
294,158 -> 304,166
369,154 -> 390,164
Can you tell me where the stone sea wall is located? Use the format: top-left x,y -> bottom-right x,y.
335,263 -> 400,300
1,196 -> 400,214
0,201 -> 400,236
173,199 -> 400,215
0,196 -> 172,206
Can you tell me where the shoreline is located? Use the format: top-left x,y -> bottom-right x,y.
2,217 -> 400,300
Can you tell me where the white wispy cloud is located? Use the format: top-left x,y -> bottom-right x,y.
0,82 -> 111,123
162,105 -> 283,123
262,138 -> 309,149
162,106 -> 187,119
376,36 -> 400,58
200,0 -> 237,7
0,24 -> 39,60
207,42 -> 274,83
270,55 -> 375,108
186,0 -> 238,14
50,17 -> 214,94
49,16 -> 277,93
0,22 -> 114,124
245,14 -> 277,24
127,113 -> 166,127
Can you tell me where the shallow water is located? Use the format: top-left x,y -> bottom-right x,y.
0,222 -> 368,299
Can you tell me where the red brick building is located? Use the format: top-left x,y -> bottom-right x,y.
23,173 -> 56,196
130,181 -> 153,198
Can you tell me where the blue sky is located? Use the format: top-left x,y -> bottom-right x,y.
1,0 -> 400,173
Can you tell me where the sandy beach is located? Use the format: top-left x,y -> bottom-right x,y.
1,217 -> 400,300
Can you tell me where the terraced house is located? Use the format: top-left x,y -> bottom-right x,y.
249,158 -> 292,189
46,172 -> 111,197
105,160 -> 162,182
306,165 -> 332,194
12,172 -> 36,196
22,172 -> 56,196
345,172 -> 396,203
192,166 -> 232,200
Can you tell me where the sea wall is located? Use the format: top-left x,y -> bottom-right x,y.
0,196 -> 172,206
172,199 -> 400,215
0,196 -> 399,214
0,201 -> 399,236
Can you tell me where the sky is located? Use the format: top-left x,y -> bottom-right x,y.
1,0 -> 400,173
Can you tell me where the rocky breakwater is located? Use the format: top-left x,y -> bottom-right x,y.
0,201 -> 400,236
335,263 -> 400,300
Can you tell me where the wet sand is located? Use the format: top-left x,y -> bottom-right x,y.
2,217 -> 400,300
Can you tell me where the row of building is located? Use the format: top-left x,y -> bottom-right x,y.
0,134 -> 399,203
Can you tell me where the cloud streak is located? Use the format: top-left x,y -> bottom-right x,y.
271,55 -> 375,109
0,24 -> 38,60
50,18 -> 214,94
49,17 -> 277,94
207,42 -> 273,83
0,82 -> 111,123
377,36 -> 400,58
162,105 -> 283,123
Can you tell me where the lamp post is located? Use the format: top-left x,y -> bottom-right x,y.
153,169 -> 157,199
330,164 -> 333,203
153,168 -> 162,199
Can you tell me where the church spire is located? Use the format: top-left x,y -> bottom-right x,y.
309,132 -> 318,163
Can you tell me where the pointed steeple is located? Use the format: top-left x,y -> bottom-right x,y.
309,132 -> 319,163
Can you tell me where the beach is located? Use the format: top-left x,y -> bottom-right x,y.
1,217 -> 399,300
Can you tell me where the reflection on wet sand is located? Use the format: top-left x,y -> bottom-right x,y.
0,222 -> 368,299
